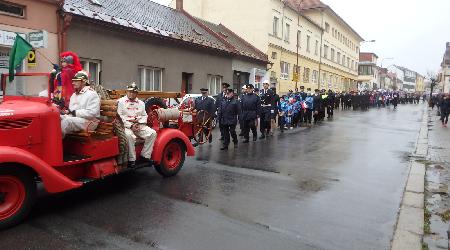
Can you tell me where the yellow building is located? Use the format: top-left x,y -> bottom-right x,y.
415,74 -> 425,93
173,0 -> 363,93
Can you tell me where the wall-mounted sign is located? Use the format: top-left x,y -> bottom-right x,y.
0,30 -> 26,47
27,50 -> 36,67
28,30 -> 48,48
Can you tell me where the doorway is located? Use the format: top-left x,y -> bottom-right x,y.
233,71 -> 250,95
182,72 -> 193,94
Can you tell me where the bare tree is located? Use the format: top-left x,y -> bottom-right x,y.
427,70 -> 438,100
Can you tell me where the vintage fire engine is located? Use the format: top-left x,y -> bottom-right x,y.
0,73 -> 214,229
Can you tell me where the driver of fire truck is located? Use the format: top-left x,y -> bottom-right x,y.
60,71 -> 100,138
117,83 -> 157,168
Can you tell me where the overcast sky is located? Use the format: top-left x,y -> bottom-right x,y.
153,0 -> 449,76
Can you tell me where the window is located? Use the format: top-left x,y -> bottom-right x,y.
331,48 -> 335,62
138,66 -> 162,91
347,58 -> 350,68
284,23 -> 290,42
355,62 -> 358,70
356,46 -> 359,53
359,65 -> 373,75
297,31 -> 301,48
80,59 -> 101,85
273,17 -> 279,37
271,51 -> 277,59
337,52 -> 341,63
303,68 -> 310,83
315,40 -> 318,55
325,22 -> 330,33
312,70 -> 318,83
280,61 -> 290,80
351,60 -> 354,70
306,35 -> 311,52
342,55 -> 345,65
323,45 -> 328,59
207,75 -> 222,95
321,72 -> 326,87
0,1 -> 25,17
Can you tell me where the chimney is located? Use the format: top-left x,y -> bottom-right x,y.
176,0 -> 183,10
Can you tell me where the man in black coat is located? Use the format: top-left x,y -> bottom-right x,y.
217,89 -> 240,150
259,81 -> 274,139
194,88 -> 216,143
327,89 -> 335,118
313,89 -> 322,124
215,83 -> 230,141
240,84 -> 261,143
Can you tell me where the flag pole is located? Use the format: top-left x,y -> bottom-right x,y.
35,49 -> 55,66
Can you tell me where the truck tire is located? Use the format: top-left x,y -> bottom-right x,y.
155,140 -> 186,177
0,167 -> 36,230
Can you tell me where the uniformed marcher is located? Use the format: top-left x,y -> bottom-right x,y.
194,88 -> 216,143
215,83 -> 230,141
217,88 -> 240,150
240,84 -> 261,143
313,89 -> 322,124
60,71 -> 100,138
118,83 -> 157,168
259,80 -> 274,139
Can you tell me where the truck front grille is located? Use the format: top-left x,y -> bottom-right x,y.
0,118 -> 33,129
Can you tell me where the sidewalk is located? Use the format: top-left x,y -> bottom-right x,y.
391,105 -> 427,250
423,108 -> 450,250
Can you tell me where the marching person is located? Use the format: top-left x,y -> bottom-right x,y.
240,84 -> 261,143
217,89 -> 240,150
270,87 -> 280,135
194,88 -> 216,143
215,83 -> 230,141
259,80 -> 274,139
60,71 -> 100,138
439,93 -> 450,127
117,83 -> 157,168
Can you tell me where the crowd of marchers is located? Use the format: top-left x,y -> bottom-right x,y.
195,82 -> 426,150
429,93 -> 450,127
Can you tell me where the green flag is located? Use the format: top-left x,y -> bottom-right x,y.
8,34 -> 32,82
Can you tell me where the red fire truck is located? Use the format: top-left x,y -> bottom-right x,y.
0,73 -> 197,229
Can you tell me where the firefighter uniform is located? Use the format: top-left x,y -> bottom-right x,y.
61,72 -> 100,138
240,85 -> 261,142
259,87 -> 274,138
117,84 -> 157,162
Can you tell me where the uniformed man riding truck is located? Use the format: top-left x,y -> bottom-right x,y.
117,83 -> 157,168
60,71 -> 100,138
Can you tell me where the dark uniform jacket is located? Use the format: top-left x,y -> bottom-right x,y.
440,98 -> 450,114
240,93 -> 261,120
195,96 -> 216,117
218,98 -> 240,125
313,94 -> 322,112
260,88 -> 275,106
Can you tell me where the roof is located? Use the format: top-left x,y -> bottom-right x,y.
62,0 -> 267,63
359,52 -> 378,62
283,1 -> 323,31
286,0 -> 364,41
196,18 -> 268,63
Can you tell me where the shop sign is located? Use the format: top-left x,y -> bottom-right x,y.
28,30 -> 48,48
0,30 -> 26,46
28,50 -> 37,67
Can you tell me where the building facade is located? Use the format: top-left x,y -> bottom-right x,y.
358,52 -> 379,90
61,0 -> 268,94
0,0 -> 59,75
438,42 -> 450,93
175,0 -> 364,93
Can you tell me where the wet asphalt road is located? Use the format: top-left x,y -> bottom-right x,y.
0,104 -> 425,250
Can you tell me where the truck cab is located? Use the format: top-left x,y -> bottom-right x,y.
0,73 -> 195,229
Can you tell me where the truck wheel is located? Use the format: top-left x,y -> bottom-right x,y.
0,167 -> 36,230
155,140 -> 186,177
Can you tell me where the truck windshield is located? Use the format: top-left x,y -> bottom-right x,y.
2,75 -> 49,98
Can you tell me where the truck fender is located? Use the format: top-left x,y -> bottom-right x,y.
0,146 -> 82,193
151,128 -> 195,164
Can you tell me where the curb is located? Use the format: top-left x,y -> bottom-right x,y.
391,106 -> 428,250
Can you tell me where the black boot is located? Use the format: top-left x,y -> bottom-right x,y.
220,145 -> 228,150
259,134 -> 265,139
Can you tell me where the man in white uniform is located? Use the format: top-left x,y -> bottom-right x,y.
117,83 -> 157,167
60,71 -> 100,138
